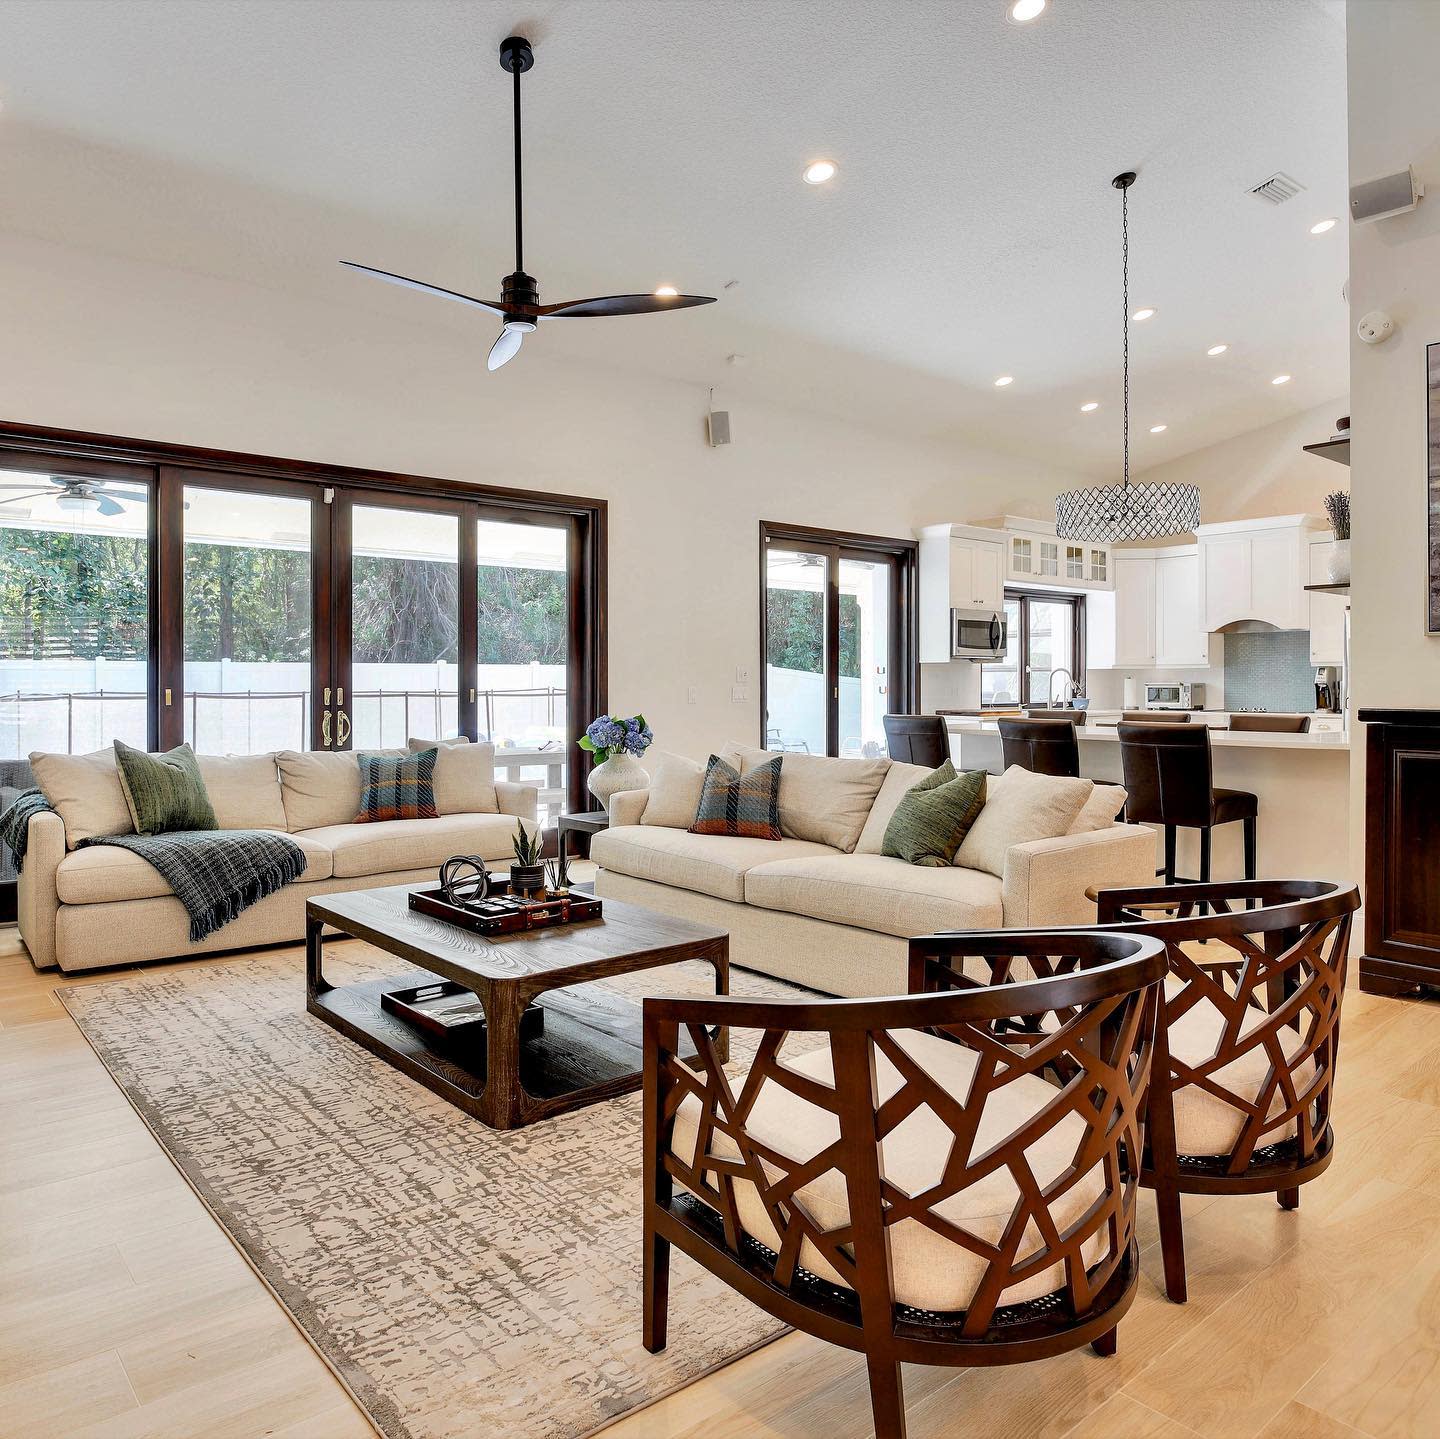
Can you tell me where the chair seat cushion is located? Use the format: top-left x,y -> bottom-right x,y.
1166,988 -> 1316,1157
591,826 -> 838,903
56,832 -> 332,905
671,1027 -> 1105,1312
1211,788 -> 1259,825
744,853 -> 1004,937
302,813 -> 526,879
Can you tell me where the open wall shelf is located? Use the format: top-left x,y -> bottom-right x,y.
1302,437 -> 1350,466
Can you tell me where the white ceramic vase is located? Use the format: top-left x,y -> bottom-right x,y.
587,752 -> 649,815
1327,538 -> 1351,584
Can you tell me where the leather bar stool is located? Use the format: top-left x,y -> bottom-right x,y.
1229,713 -> 1311,733
1116,722 -> 1258,886
882,713 -> 949,768
1122,711 -> 1191,723
997,716 -> 1081,777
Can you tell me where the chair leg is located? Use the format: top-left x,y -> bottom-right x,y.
642,1226 -> 670,1353
1198,827 -> 1212,918
866,1357 -> 908,1439
1244,816 -> 1257,880
1154,1180 -> 1189,1303
1278,1186 -> 1300,1211
1091,1327 -> 1118,1357
1163,826 -> 1177,885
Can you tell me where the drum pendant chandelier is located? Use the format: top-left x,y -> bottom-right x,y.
1055,172 -> 1200,543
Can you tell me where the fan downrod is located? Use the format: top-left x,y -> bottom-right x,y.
499,36 -> 534,73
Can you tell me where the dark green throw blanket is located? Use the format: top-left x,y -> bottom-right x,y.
0,789 -> 307,942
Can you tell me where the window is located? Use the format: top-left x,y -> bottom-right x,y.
981,591 -> 1084,707
761,523 -> 917,757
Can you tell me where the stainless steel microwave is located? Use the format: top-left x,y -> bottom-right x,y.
951,607 -> 1007,660
1144,681 -> 1205,710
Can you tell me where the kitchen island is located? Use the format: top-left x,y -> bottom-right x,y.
944,718 -> 1351,885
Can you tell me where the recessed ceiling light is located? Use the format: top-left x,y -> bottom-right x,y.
653,285 -> 679,298
1080,401 -> 1099,412
994,375 -> 1014,387
802,159 -> 836,185
1131,307 -> 1156,322
1149,424 -> 1167,434
1207,343 -> 1229,356
1006,0 -> 1047,23
1310,218 -> 1337,235
1272,373 -> 1292,385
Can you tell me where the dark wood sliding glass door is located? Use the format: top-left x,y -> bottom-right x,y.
760,522 -> 917,758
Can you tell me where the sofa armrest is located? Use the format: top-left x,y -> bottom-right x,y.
1000,823 -> 1158,929
606,789 -> 649,827
495,781 -> 538,825
16,809 -> 65,971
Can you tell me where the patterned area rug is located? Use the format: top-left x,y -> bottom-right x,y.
61,946 -> 804,1439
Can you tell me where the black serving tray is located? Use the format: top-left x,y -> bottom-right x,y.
380,979 -> 545,1046
408,884 -> 603,935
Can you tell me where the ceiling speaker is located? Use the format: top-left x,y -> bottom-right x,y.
1351,166 -> 1424,224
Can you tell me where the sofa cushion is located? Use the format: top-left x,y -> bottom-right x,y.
197,753 -> 288,831
854,760 -> 936,854
1069,783 -> 1128,834
302,812 -> 525,879
277,749 -> 402,831
671,1026 -> 1104,1312
744,852 -> 1004,938
591,825 -> 839,903
641,751 -> 706,828
730,744 -> 889,852
56,831 -> 332,904
954,766 -> 1094,877
408,737 -> 498,815
29,747 -> 134,849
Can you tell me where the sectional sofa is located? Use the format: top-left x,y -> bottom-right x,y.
592,746 -> 1158,996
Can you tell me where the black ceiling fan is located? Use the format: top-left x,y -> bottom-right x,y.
342,35 -> 716,371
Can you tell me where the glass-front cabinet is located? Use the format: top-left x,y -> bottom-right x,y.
1005,526 -> 1111,590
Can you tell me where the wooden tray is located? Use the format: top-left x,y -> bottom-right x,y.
380,978 -> 546,1045
408,885 -> 603,936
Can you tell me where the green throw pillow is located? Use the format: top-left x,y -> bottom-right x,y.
881,761 -> 986,867
113,740 -> 218,836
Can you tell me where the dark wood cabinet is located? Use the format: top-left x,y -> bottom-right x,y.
1360,709 -> 1440,996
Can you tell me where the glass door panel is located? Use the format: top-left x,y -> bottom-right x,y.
182,486 -> 313,752
838,556 -> 891,758
764,547 -> 828,756
0,466 -> 151,761
1025,597 -> 1076,706
348,504 -> 460,750
476,518 -> 569,824
981,598 -> 1023,705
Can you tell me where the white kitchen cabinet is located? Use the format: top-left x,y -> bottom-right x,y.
1307,537 -> 1347,664
1088,555 -> 1156,668
1197,517 -> 1320,631
917,524 -> 1006,662
949,537 -> 1004,610
1155,551 -> 1219,667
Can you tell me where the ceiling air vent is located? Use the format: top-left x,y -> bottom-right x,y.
1248,171 -> 1305,205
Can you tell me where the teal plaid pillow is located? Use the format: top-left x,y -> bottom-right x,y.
689,754 -> 782,840
355,748 -> 439,823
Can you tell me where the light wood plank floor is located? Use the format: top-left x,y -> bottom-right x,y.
1,924 -> 1435,1439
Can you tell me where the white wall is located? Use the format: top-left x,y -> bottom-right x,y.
0,230 -> 1087,764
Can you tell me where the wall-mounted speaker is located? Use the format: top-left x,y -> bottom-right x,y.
706,410 -> 731,447
1350,165 -> 1424,224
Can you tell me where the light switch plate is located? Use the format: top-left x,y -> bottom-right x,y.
686,685 -> 698,705
731,685 -> 747,703
735,665 -> 750,684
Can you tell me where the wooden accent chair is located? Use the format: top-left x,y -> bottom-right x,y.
642,931 -> 1167,1438
1093,878 -> 1360,1302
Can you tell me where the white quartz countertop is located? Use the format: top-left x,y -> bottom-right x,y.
943,718 -> 1349,751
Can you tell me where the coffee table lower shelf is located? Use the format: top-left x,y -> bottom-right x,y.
308,972 -> 712,1126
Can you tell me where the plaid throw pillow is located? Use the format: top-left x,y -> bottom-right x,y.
355,748 -> 439,823
689,754 -> 782,840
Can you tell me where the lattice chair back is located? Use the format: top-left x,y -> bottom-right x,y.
642,930 -> 1167,1438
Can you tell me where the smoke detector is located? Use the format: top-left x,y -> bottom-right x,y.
1248,171 -> 1305,205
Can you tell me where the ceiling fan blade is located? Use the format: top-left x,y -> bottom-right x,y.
95,496 -> 125,517
340,262 -> 507,317
487,326 -> 525,371
0,490 -> 52,504
539,293 -> 717,318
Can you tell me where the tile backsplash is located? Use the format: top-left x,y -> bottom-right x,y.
1223,630 -> 1315,712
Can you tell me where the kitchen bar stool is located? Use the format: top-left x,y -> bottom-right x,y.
1229,713 -> 1311,733
882,713 -> 950,768
997,716 -> 1081,777
1117,722 -> 1257,887
1122,711 -> 1191,723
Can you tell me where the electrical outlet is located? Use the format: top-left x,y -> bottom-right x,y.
735,665 -> 750,684
686,685 -> 698,705
731,685 -> 748,704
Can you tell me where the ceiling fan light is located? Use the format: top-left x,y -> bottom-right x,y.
55,490 -> 100,513
653,285 -> 679,298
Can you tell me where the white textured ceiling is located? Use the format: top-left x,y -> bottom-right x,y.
0,0 -> 1349,475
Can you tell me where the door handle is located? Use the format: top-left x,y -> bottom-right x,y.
337,709 -> 351,747
991,617 -> 1002,651
322,710 -> 332,747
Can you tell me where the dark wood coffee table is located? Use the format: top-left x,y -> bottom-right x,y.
305,884 -> 728,1130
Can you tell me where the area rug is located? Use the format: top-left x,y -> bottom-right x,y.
60,947 -> 804,1439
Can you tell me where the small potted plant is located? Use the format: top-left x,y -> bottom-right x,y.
579,713 -> 654,813
1324,490 -> 1351,584
510,827 -> 545,897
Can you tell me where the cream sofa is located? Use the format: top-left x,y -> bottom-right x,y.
17,744 -> 538,974
592,748 -> 1157,997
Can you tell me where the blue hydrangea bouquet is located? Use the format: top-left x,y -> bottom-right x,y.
579,713 -> 654,761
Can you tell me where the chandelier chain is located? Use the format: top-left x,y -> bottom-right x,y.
1121,181 -> 1129,496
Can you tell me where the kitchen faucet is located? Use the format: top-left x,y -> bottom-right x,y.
1048,668 -> 1074,708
